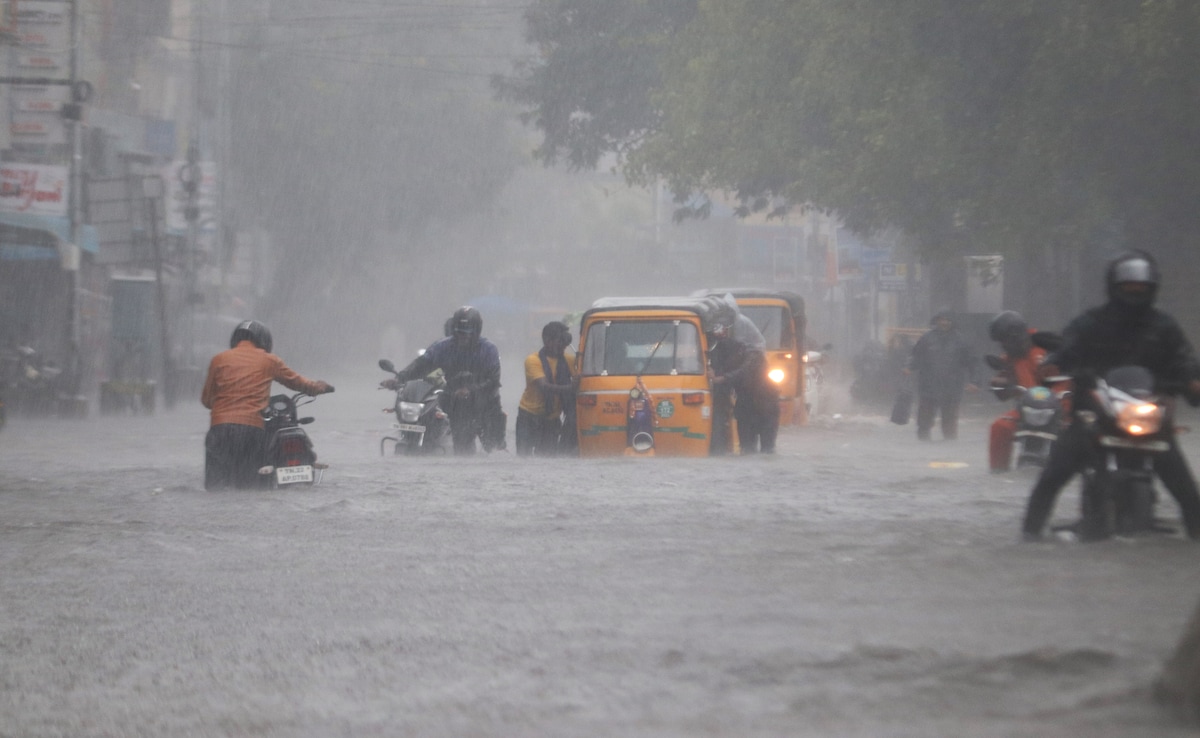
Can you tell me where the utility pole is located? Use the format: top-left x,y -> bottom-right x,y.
184,0 -> 204,372
65,0 -> 82,390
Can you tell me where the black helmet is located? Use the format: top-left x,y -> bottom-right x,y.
542,320 -> 571,345
1106,250 -> 1159,309
230,320 -> 272,352
988,310 -> 1028,343
451,306 -> 482,338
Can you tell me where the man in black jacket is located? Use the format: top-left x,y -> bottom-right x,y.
383,306 -> 507,454
908,310 -> 978,440
708,316 -> 779,454
1021,251 -> 1200,540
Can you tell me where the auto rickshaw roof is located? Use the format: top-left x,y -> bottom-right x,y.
691,287 -> 805,320
585,296 -> 727,331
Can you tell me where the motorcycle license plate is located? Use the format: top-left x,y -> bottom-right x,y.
276,465 -> 314,485
397,423 -> 426,434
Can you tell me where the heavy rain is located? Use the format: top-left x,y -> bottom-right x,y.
2,1 -> 1200,736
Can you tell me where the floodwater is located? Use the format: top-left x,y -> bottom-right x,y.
2,378 -> 1198,737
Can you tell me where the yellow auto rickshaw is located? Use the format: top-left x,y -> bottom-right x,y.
574,297 -> 724,457
693,288 -> 808,424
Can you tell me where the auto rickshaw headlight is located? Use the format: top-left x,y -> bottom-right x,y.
768,368 -> 786,384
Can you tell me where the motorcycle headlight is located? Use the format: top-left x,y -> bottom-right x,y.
1116,401 -> 1163,436
768,368 -> 786,384
1020,407 -> 1056,427
399,401 -> 423,422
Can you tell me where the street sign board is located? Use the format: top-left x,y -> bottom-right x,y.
878,262 -> 909,292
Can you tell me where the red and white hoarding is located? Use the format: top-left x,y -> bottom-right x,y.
0,163 -> 70,217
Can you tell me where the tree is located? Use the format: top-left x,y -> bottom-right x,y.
493,0 -> 697,171
501,0 -> 1200,268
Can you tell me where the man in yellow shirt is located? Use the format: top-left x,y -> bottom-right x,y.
515,321 -> 575,456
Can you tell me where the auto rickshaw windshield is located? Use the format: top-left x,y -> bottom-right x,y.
738,305 -> 795,351
581,320 -> 704,376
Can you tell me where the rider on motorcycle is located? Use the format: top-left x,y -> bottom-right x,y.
1020,251 -> 1200,540
383,306 -> 508,454
987,310 -> 1054,472
201,320 -> 334,490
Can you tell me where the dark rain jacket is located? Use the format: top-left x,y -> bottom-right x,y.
709,336 -> 775,407
1047,301 -> 1200,400
401,336 -> 502,398
909,322 -> 976,402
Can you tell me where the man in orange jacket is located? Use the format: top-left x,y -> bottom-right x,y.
987,311 -> 1053,472
201,320 -> 333,490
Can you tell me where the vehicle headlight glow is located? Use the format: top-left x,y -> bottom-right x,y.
399,401 -> 424,422
1116,401 -> 1162,436
768,368 -> 786,384
1020,407 -> 1056,427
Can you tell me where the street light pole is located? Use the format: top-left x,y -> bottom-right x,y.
66,0 -> 82,389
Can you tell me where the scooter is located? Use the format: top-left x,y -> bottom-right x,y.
378,359 -> 450,455
257,390 -> 332,488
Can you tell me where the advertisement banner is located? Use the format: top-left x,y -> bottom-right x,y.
7,1 -> 72,145
0,163 -> 69,216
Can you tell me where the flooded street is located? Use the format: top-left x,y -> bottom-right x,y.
2,380 -> 1199,737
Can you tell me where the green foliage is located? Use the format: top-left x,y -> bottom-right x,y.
503,0 -> 1200,259
493,0 -> 697,170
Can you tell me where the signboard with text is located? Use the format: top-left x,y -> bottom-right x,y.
8,1 -> 72,145
877,262 -> 909,292
0,163 -> 69,216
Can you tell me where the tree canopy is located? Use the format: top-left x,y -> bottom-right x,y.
499,0 -> 1200,260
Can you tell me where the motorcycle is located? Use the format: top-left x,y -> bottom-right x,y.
985,354 -> 1068,468
257,390 -> 332,488
1013,384 -> 1065,468
1073,365 -> 1180,540
378,359 -> 450,455
2,345 -> 63,416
